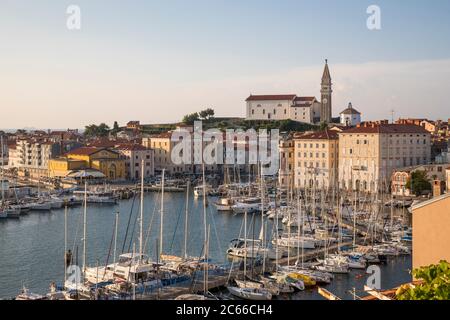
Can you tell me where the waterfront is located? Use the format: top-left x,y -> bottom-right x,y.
0,191 -> 412,299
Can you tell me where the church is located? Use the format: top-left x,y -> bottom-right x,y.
245,60 -> 333,124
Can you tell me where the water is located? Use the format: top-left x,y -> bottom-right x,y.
0,192 -> 412,299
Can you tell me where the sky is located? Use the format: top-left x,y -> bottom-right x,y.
0,0 -> 449,129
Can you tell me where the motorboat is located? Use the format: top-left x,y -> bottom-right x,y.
231,197 -> 261,214
214,197 -> 234,211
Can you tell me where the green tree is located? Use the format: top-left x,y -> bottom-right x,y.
84,123 -> 110,138
182,112 -> 200,125
397,261 -> 450,300
407,170 -> 431,196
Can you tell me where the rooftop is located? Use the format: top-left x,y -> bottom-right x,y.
246,94 -> 297,102
340,124 -> 429,134
294,129 -> 339,140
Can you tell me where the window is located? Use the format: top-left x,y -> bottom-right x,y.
252,109 -> 254,115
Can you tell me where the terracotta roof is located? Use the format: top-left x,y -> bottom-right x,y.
115,143 -> 149,151
341,124 -> 429,134
149,132 -> 173,139
246,94 -> 297,102
66,147 -> 107,156
294,129 -> 339,140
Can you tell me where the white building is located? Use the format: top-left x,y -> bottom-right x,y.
339,103 -> 361,126
245,95 -> 321,124
8,139 -> 60,178
245,61 -> 333,124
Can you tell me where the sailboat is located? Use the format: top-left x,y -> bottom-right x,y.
227,211 -> 273,300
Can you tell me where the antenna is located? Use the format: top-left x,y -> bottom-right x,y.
390,109 -> 395,124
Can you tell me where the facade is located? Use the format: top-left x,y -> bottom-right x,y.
245,95 -> 321,124
115,144 -> 154,180
245,61 -> 331,124
48,158 -> 86,178
412,194 -> 450,270
64,147 -> 126,181
338,124 -> 431,193
447,167 -> 450,192
8,139 -> 61,178
391,164 -> 448,196
278,136 -> 295,191
339,103 -> 361,126
293,130 -> 339,190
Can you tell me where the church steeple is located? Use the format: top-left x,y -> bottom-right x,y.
322,59 -> 331,84
320,59 -> 332,123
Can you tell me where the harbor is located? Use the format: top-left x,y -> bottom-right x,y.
0,175 -> 413,300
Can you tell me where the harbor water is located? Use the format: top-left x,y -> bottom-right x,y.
0,192 -> 412,299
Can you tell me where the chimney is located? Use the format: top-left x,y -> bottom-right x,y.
433,179 -> 444,197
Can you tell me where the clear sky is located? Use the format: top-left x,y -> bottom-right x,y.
1,0 -> 449,129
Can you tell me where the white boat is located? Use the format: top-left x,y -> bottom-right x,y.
214,197 -> 234,211
227,286 -> 272,300
15,287 -> 47,300
174,294 -> 207,300
6,207 -> 20,218
231,198 -> 261,214
28,201 -> 52,211
49,197 -> 64,209
315,256 -> 349,274
272,235 -> 316,249
0,210 -> 7,219
193,185 -> 212,197
86,195 -> 118,204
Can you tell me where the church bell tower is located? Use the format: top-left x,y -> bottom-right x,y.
320,59 -> 332,123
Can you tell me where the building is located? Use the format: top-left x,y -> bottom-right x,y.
338,124 -> 431,193
293,129 -> 339,190
446,167 -> 450,192
339,103 -> 361,126
64,147 -> 126,181
245,95 -> 321,124
115,144 -> 154,180
320,60 -> 332,123
412,194 -> 450,270
391,164 -> 448,196
245,61 -> 332,124
48,158 -> 87,178
278,136 -> 294,191
126,121 -> 141,130
8,139 -> 61,178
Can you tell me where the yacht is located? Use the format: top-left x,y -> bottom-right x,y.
231,197 -> 261,214
214,197 -> 234,211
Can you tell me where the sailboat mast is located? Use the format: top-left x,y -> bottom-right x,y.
244,211 -> 247,281
64,205 -> 68,284
184,181 -> 190,259
113,211 -> 119,270
139,159 -> 144,259
0,136 -> 4,204
82,181 -> 87,273
202,163 -> 207,245
160,169 -> 165,258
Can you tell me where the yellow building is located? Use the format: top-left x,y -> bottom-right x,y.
48,158 -> 86,178
412,194 -> 450,270
63,147 -> 126,180
278,137 -> 295,191
293,130 -> 339,190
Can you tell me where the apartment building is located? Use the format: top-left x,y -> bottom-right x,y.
293,129 -> 339,190
278,136 -> 294,191
391,164 -> 448,196
8,139 -> 61,178
338,124 -> 431,193
115,143 -> 154,180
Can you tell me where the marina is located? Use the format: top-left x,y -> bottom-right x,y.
0,176 -> 413,300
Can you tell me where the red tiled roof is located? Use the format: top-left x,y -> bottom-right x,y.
66,147 -> 105,156
340,124 -> 430,134
115,143 -> 149,151
294,130 -> 339,140
294,96 -> 316,102
246,94 -> 297,101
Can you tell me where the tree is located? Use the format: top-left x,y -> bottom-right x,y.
199,108 -> 215,120
406,170 -> 431,196
397,260 -> 450,300
84,123 -> 110,138
182,112 -> 200,125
